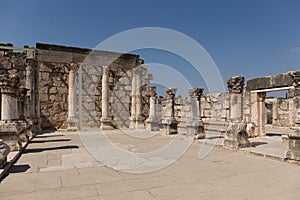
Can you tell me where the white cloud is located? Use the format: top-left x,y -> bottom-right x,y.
291,46 -> 300,53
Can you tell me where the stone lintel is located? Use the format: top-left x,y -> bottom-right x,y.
246,70 -> 300,91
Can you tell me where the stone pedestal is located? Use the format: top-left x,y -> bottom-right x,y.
163,88 -> 178,135
286,128 -> 300,161
100,67 -> 114,130
0,139 -> 10,168
224,76 -> 250,149
0,121 -> 29,151
187,88 -> 205,139
146,87 -> 159,131
224,121 -> 250,149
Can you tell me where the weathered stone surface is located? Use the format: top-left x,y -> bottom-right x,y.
286,129 -> 300,161
227,76 -> 244,94
246,71 -> 297,91
224,121 -> 250,149
163,88 -> 178,135
0,139 -> 10,168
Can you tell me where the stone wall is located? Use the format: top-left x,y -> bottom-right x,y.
265,98 -> 290,127
39,62 -> 70,129
36,43 -> 151,130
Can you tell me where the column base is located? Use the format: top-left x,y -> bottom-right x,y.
146,118 -> 160,131
129,119 -> 136,129
135,115 -> 145,129
187,120 -> 205,139
100,117 -> 114,130
163,117 -> 178,135
224,139 -> 250,149
223,121 -> 250,150
31,118 -> 42,134
286,128 -> 300,161
67,117 -> 78,131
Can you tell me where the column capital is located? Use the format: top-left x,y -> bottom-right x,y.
289,70 -> 300,89
227,76 -> 244,94
0,74 -> 19,94
69,62 -> 79,72
148,86 -> 157,97
17,87 -> 28,101
25,59 -> 37,69
165,88 -> 177,100
188,88 -> 204,100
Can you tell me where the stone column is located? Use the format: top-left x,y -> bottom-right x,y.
286,71 -> 300,161
257,92 -> 266,136
129,69 -> 137,129
67,65 -> 78,131
272,100 -> 278,126
25,60 -> 35,122
135,67 -> 144,129
34,68 -> 42,133
250,92 -> 266,137
163,88 -> 178,135
187,88 -> 205,139
146,86 -> 159,131
100,66 -> 114,130
18,87 -> 28,120
224,76 -> 250,149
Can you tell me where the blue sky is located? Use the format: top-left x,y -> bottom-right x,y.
1,0 -> 300,96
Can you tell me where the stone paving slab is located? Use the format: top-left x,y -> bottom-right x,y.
0,130 -> 300,200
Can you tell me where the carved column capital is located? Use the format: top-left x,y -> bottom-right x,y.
289,70 -> 300,89
188,88 -> 204,100
69,62 -> 79,72
227,76 -> 245,94
148,86 -> 157,97
25,59 -> 37,69
0,74 -> 19,94
166,88 -> 177,100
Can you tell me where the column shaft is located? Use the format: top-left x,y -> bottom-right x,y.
67,68 -> 77,131
135,69 -> 144,128
130,72 -> 136,129
100,67 -> 113,130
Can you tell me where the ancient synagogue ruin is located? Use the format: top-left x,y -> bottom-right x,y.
0,43 -> 300,168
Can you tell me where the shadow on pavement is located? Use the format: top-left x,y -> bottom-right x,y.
23,145 -> 79,154
30,139 -> 71,143
251,142 -> 268,148
9,164 -> 30,173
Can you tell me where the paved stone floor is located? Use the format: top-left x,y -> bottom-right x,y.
0,130 -> 300,200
